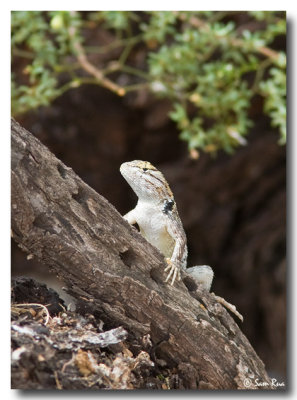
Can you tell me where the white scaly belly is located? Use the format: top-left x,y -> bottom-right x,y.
135,202 -> 175,259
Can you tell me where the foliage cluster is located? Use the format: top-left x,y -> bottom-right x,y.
11,11 -> 286,154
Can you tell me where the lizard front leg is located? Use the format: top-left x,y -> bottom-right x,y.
164,257 -> 181,286
123,209 -> 137,225
164,217 -> 187,286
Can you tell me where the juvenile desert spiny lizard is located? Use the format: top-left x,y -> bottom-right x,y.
120,160 -> 214,289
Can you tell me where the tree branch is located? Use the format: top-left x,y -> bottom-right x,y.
68,11 -> 125,97
11,117 -> 273,389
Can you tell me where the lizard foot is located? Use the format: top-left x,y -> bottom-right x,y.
164,258 -> 181,286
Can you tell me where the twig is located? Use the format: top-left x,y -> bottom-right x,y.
251,58 -> 272,93
12,48 -> 34,59
256,45 -> 280,60
12,303 -> 51,325
54,371 -> 63,389
119,65 -> 151,80
122,82 -> 150,93
187,15 -> 281,62
68,12 -> 125,97
84,34 -> 144,54
61,353 -> 76,373
229,38 -> 280,61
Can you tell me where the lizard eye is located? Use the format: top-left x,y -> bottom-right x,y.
142,168 -> 148,172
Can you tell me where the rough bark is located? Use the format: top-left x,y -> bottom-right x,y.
11,117 -> 273,390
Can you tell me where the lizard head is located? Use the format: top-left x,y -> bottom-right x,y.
120,160 -> 174,202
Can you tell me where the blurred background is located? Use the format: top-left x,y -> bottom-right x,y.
11,11 -> 286,380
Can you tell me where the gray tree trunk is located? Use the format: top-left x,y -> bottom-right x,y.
11,117 -> 273,389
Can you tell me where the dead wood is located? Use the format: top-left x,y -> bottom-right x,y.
11,117 -> 273,389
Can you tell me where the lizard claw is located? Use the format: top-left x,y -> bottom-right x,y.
164,258 -> 181,286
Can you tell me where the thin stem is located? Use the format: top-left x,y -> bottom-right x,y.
84,34 -> 144,54
186,15 -> 281,62
118,23 -> 134,65
12,48 -> 34,59
118,40 -> 134,66
123,82 -> 150,92
68,11 -> 125,96
53,62 -> 80,73
119,65 -> 150,80
57,78 -> 99,94
209,11 -> 235,23
228,37 -> 280,61
251,58 -> 272,93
